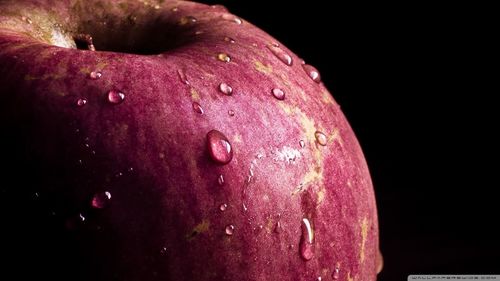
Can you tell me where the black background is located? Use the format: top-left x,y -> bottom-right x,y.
200,1 -> 499,280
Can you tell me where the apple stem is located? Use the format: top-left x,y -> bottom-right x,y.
73,33 -> 96,51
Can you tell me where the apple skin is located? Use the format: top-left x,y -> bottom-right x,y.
0,1 -> 380,280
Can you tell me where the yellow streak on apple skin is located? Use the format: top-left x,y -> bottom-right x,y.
360,217 -> 369,263
254,60 -> 273,74
186,219 -> 210,241
190,88 -> 200,102
329,127 -> 343,147
278,102 -> 326,198
317,187 -> 326,204
347,271 -> 354,281
322,90 -> 336,105
265,217 -> 274,234
232,134 -> 242,144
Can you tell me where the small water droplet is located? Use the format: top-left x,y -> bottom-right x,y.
299,140 -> 306,148
160,247 -> 168,255
194,30 -> 204,35
224,37 -> 236,43
274,221 -> 282,233
271,88 -> 285,100
177,69 -> 190,85
192,102 -> 204,114
89,71 -> 102,80
91,191 -> 112,209
65,213 -> 86,230
179,16 -> 197,25
219,203 -> 227,211
171,7 -> 178,12
243,203 -> 248,212
128,167 -> 134,172
211,4 -> 228,12
315,131 -> 328,146
317,277 -> 322,281
302,64 -> 321,83
218,82 -> 233,95
218,174 -> 225,186
217,53 -> 231,63
153,4 -> 160,9
267,45 -> 293,66
228,109 -> 235,116
234,17 -> 242,24
332,265 -> 340,280
299,218 -> 314,261
107,90 -> 125,104
21,16 -> 32,24
225,224 -> 235,235
206,130 -> 233,165
76,98 -> 87,107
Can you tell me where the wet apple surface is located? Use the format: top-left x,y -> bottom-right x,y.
0,1 -> 380,280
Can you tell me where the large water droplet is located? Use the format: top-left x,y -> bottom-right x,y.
89,71 -> 102,80
192,102 -> 204,114
376,250 -> 384,274
179,16 -> 197,25
218,174 -> 225,186
267,45 -> 293,66
225,224 -> 235,235
217,53 -> 231,63
91,191 -> 112,209
219,203 -> 227,211
76,98 -> 87,107
299,218 -> 314,261
219,83 -> 233,95
302,64 -> 321,83
107,90 -> 125,104
221,14 -> 242,24
299,140 -> 306,148
315,131 -> 328,146
177,69 -> 190,85
271,88 -> 285,100
228,109 -> 235,117
206,130 -> 233,165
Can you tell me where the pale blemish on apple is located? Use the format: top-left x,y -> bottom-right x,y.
265,217 -> 274,234
279,73 -> 291,88
360,217 -> 369,263
254,60 -> 272,74
317,187 -> 326,204
321,90 -> 336,105
329,127 -> 343,147
347,271 -> 354,281
232,133 -> 242,143
190,88 -> 200,102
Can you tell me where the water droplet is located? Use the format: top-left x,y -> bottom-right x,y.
267,45 -> 293,66
219,203 -> 227,211
274,221 -> 282,233
21,16 -> 32,24
302,64 -> 321,83
91,191 -> 112,209
211,4 -> 228,12
217,53 -> 231,63
218,174 -> 225,186
315,131 -> 328,146
228,109 -> 235,116
89,71 -> 102,79
107,90 -> 125,104
206,130 -> 233,165
171,7 -> 178,12
65,213 -> 86,230
376,250 -> 384,274
332,265 -> 340,280
194,30 -> 204,35
218,83 -> 233,95
76,98 -> 87,107
299,218 -> 314,261
192,102 -> 204,114
271,88 -> 285,100
317,277 -> 322,281
177,69 -> 190,85
221,14 -> 242,24
299,140 -> 306,148
224,37 -> 236,43
179,16 -> 197,25
160,247 -> 168,255
153,4 -> 160,9
225,224 -> 234,235
242,203 -> 248,212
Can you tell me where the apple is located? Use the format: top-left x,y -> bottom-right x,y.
0,0 -> 381,280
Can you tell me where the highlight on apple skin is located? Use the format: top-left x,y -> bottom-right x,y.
0,0 -> 381,280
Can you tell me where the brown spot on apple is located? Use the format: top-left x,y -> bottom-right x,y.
254,60 -> 272,74
186,219 -> 210,241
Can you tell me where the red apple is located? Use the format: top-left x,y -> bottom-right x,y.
0,0 -> 381,280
